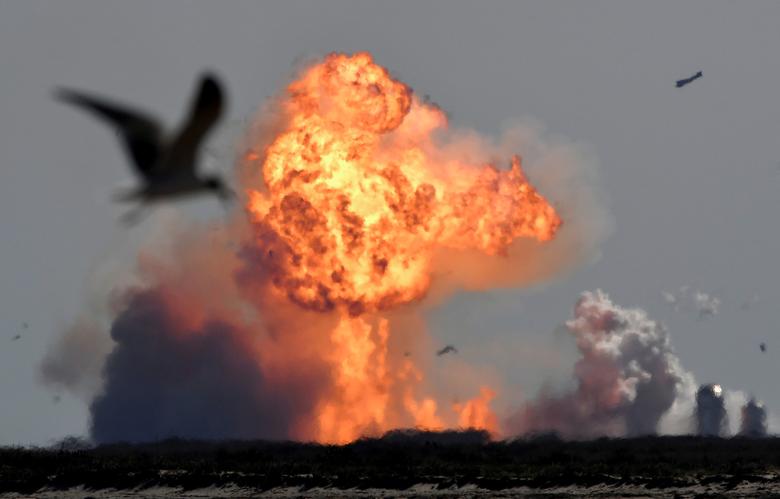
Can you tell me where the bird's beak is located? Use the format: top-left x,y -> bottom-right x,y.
219,186 -> 237,206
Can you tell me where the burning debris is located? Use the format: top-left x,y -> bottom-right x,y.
45,52 -> 608,444
740,398 -> 768,437
695,384 -> 728,437
507,290 -> 695,439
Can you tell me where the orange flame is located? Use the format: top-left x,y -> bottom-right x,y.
454,387 -> 498,433
244,52 -> 561,443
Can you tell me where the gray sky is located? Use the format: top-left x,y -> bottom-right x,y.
2,0 -> 780,445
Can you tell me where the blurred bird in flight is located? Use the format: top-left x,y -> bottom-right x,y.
56,73 -> 233,224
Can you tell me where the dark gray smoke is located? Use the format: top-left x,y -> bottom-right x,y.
695,384 -> 728,437
89,290 -> 324,443
507,290 -> 693,439
740,398 -> 768,437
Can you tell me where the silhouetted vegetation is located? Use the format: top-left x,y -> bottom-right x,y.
2,430 -> 780,494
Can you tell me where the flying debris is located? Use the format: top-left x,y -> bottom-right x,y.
676,71 -> 702,88
56,73 -> 233,224
760,342 -> 767,353
436,345 -> 458,356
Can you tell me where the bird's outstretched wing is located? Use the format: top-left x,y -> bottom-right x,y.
436,345 -> 458,356
55,89 -> 164,179
166,73 -> 225,177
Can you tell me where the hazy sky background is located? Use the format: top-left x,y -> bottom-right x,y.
2,0 -> 780,445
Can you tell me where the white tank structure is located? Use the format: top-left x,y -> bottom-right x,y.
695,384 -> 728,437
739,398 -> 768,437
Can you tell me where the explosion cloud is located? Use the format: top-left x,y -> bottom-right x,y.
43,52 -> 609,443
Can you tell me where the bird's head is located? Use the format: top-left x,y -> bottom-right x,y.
203,176 -> 235,203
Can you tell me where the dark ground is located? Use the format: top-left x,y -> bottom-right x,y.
2,430 -> 780,497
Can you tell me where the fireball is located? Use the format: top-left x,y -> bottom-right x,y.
244,52 -> 561,443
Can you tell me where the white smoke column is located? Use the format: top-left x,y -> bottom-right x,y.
740,398 -> 768,437
695,384 -> 728,436
507,289 -> 694,438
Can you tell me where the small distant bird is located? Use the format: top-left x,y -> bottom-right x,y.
760,342 -> 767,353
436,345 -> 458,356
11,334 -> 21,341
676,71 -> 702,88
56,73 -> 233,224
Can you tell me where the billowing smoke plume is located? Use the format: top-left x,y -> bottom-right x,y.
42,53 -> 608,443
695,384 -> 728,436
740,398 -> 768,437
88,290 -> 326,443
507,290 -> 695,439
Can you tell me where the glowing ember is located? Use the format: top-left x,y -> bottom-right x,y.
244,52 -> 561,443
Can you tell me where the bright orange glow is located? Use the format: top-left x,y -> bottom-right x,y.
316,314 -> 390,443
454,387 -> 498,433
244,52 -> 561,443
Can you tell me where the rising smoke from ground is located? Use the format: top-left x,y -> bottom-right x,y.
505,291 -> 774,440
89,290 -> 329,442
507,289 -> 697,439
740,398 -> 768,437
695,384 -> 728,436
